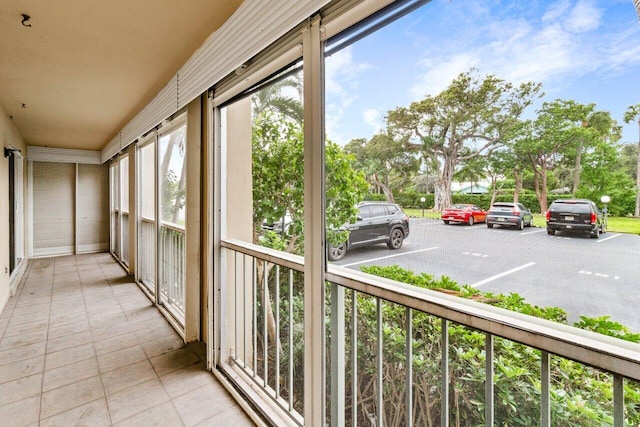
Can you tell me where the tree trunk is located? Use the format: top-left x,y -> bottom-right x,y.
513,169 -> 523,203
489,175 -> 498,207
434,159 -> 455,211
572,143 -> 582,195
539,168 -> 548,213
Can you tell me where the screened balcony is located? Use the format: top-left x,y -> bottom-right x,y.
2,1 -> 640,426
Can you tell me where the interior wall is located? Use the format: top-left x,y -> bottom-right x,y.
32,162 -> 75,256
77,164 -> 110,253
31,161 -> 109,258
0,106 -> 28,313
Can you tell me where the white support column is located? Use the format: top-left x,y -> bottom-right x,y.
128,147 -> 137,274
303,15 -> 326,427
185,96 -> 203,342
206,93 -> 217,368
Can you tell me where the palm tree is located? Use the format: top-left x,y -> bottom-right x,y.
252,75 -> 303,123
623,103 -> 640,217
454,154 -> 487,194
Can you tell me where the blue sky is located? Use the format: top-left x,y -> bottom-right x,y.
325,0 -> 640,146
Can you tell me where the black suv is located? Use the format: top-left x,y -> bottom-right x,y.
546,199 -> 605,238
328,202 -> 410,261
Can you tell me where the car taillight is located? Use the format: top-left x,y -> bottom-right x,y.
545,210 -> 551,221
512,209 -> 520,215
590,212 -> 596,224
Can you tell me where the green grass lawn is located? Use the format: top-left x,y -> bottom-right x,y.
403,208 -> 640,234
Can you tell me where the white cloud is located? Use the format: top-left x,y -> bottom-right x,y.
408,0 -> 625,101
542,0 -> 571,22
410,53 -> 477,99
325,47 -> 374,144
363,108 -> 383,134
563,0 -> 601,33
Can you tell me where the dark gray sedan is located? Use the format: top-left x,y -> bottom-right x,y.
486,202 -> 534,230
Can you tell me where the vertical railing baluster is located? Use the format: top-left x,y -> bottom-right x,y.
485,333 -> 494,426
253,257 -> 257,376
541,350 -> 550,427
288,269 -> 294,412
351,289 -> 358,427
182,231 -> 185,309
441,318 -> 449,427
331,283 -> 345,426
351,290 -> 358,427
263,261 -> 268,387
613,374 -> 624,427
234,250 -> 238,362
243,254 -> 247,369
376,298 -> 383,427
406,307 -> 413,427
275,265 -> 281,400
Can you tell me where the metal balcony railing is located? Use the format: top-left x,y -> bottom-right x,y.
121,212 -> 129,265
219,239 -> 640,427
160,221 -> 185,321
139,217 -> 156,295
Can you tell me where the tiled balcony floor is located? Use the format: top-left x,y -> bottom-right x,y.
0,253 -> 254,427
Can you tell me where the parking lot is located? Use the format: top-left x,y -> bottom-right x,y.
334,218 -> 640,332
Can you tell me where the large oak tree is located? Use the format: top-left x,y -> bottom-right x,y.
387,70 -> 542,210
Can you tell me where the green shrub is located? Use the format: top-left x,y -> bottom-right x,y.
346,265 -> 640,426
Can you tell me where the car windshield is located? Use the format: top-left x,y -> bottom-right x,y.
450,204 -> 469,210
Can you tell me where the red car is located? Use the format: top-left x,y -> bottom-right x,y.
442,204 -> 487,225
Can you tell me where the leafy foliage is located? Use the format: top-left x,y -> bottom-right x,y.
386,69 -> 542,211
342,265 -> 640,426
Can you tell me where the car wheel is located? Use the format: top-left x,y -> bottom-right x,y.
487,223 -> 494,229
527,217 -> 533,227
518,219 -> 524,230
387,228 -> 404,249
468,216 -> 474,226
443,220 -> 450,225
328,242 -> 347,261
591,226 -> 600,239
547,228 -> 555,235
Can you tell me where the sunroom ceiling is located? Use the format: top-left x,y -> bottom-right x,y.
0,0 -> 243,151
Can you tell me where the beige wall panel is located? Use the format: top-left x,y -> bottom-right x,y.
1,106 -> 28,313
77,163 -> 109,253
33,162 -> 75,256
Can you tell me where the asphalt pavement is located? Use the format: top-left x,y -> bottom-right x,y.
334,217 -> 640,332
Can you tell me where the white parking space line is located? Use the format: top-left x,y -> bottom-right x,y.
597,234 -> 621,243
341,247 -> 439,268
520,229 -> 546,236
471,262 -> 536,288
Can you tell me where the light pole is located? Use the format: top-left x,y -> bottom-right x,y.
420,196 -> 426,217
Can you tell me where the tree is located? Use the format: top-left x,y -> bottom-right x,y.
577,139 -> 636,216
454,151 -> 487,194
623,103 -> 640,217
387,70 -> 542,210
515,100 -> 598,213
252,76 -> 303,123
159,127 -> 187,224
251,105 -> 367,351
344,132 -> 420,202
252,112 -> 369,254
572,110 -> 621,194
